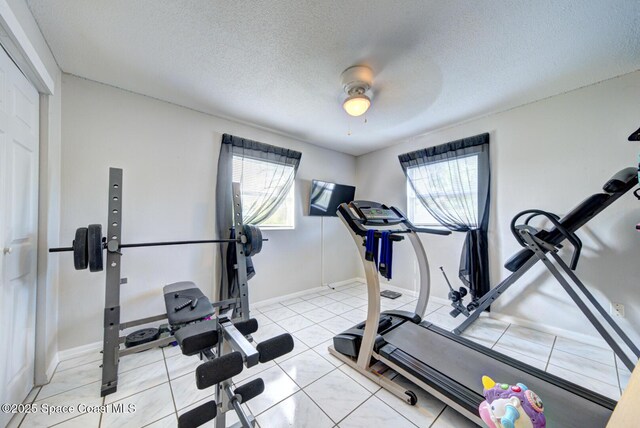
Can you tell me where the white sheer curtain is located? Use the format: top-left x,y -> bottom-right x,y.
399,133 -> 490,299
215,134 -> 302,301
232,155 -> 295,225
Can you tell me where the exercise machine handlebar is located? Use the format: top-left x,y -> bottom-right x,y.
511,208 -> 582,270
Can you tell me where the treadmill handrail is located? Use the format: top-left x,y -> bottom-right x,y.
411,226 -> 452,236
337,203 -> 369,236
395,206 -> 451,235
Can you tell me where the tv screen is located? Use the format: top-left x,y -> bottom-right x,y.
309,180 -> 356,217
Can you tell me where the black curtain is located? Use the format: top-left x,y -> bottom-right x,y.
398,133 -> 491,299
215,134 -> 302,302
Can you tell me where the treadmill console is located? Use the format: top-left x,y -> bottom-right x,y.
348,200 -> 406,225
337,200 -> 451,237
359,208 -> 402,221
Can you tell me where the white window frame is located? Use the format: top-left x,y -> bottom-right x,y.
406,154 -> 479,228
232,155 -> 296,230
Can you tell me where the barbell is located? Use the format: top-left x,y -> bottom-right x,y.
50,224 -> 265,272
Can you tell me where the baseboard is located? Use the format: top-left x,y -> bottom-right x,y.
430,295 -> 607,347
56,277 -> 608,365
432,295 -> 606,347
253,277 -> 363,309
348,280 -> 607,347
324,277 -> 364,289
58,278 -> 364,361
253,287 -> 325,308
375,282 -> 421,299
44,353 -> 59,382
57,340 -> 102,363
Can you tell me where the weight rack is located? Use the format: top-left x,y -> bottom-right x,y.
97,168 -> 252,397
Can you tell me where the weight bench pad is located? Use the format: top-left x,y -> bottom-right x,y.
163,281 -> 215,325
174,319 -> 219,356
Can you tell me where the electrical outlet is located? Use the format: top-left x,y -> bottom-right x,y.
611,302 -> 625,318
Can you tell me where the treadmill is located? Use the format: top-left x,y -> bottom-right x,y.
329,201 -> 618,427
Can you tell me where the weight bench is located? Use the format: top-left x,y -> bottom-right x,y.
453,167 -> 640,372
174,314 -> 294,428
99,281 -> 215,396
87,170 -> 265,399
164,281 -> 215,327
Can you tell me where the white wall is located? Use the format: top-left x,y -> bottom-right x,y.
57,74 -> 360,352
356,70 -> 640,343
4,0 -> 62,384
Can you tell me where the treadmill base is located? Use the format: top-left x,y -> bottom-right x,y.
327,345 -> 484,425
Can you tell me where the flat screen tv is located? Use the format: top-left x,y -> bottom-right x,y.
309,180 -> 356,217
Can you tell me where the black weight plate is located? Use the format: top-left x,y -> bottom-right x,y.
125,328 -> 160,348
73,227 -> 89,270
243,225 -> 253,256
87,224 -> 104,272
243,225 -> 263,257
253,226 -> 263,254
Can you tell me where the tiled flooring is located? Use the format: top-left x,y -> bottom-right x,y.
10,281 -> 631,428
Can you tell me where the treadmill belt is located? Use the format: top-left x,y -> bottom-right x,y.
382,322 -> 615,428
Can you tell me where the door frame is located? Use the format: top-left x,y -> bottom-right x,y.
0,0 -> 57,387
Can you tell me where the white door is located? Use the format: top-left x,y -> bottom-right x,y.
0,44 -> 39,427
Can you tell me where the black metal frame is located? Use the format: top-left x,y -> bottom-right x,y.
214,182 -> 253,427
101,167 -> 123,396
99,168 -> 253,406
331,198 -> 619,426
453,257 -> 536,335
454,225 -> 640,372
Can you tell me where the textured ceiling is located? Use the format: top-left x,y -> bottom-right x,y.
27,0 -> 640,155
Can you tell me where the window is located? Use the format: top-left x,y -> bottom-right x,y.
406,154 -> 479,227
232,155 -> 295,229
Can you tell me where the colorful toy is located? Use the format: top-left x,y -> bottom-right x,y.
478,376 -> 546,428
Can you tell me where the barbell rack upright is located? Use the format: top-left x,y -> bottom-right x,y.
233,181 -> 251,323
101,167 -> 123,396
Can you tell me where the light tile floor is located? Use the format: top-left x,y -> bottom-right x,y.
10,281 -> 631,428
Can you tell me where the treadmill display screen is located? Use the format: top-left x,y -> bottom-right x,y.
360,208 -> 402,221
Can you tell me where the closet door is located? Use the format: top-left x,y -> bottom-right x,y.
0,44 -> 39,427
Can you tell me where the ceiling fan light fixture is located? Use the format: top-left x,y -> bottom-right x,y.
343,93 -> 371,117
340,65 -> 373,117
